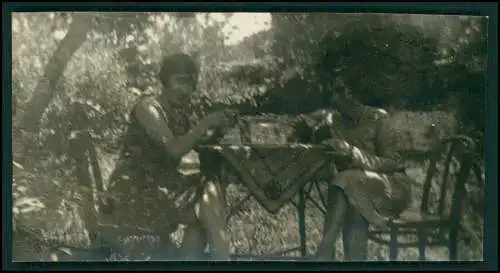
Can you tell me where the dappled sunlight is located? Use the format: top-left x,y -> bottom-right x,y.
218,13 -> 271,45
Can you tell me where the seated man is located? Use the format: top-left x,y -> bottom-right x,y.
98,53 -> 235,260
315,86 -> 456,261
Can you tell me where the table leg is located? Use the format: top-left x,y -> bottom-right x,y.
329,158 -> 338,260
322,183 -> 338,261
298,186 -> 307,257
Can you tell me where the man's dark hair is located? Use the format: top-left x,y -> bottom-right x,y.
158,53 -> 199,87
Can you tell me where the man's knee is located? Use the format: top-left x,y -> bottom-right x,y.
202,182 -> 219,202
331,169 -> 363,186
200,181 -> 225,210
196,181 -> 225,221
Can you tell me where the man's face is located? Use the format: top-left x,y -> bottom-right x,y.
168,74 -> 197,100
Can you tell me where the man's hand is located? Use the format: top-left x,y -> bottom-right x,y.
199,128 -> 225,145
221,109 -> 239,127
204,109 -> 238,130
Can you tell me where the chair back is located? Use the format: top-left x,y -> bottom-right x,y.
420,135 -> 483,222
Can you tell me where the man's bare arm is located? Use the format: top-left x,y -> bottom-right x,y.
134,99 -> 211,161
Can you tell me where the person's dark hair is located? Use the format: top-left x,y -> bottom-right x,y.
158,53 -> 199,87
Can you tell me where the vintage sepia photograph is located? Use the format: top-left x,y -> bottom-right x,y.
12,11 -> 487,262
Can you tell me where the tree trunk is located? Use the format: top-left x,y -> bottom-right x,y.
17,13 -> 93,133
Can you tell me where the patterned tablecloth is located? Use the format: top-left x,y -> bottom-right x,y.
196,144 -> 335,214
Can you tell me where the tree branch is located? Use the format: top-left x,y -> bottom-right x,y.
17,13 -> 94,133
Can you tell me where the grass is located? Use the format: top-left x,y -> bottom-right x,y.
14,159 -> 482,262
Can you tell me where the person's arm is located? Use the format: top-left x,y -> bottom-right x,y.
198,128 -> 227,145
134,98 -> 219,161
323,138 -> 404,173
350,143 -> 405,173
